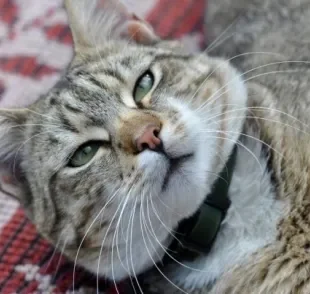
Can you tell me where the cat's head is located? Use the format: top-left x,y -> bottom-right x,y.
0,0 -> 247,281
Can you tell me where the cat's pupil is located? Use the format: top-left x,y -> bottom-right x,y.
83,146 -> 92,154
140,74 -> 152,88
68,142 -> 102,167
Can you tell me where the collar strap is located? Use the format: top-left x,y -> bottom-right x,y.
167,145 -> 238,259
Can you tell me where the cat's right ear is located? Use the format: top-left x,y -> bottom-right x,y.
0,109 -> 28,201
0,109 -> 28,163
64,0 -> 160,52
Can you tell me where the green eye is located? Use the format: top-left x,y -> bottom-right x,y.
69,141 -> 102,167
133,71 -> 154,103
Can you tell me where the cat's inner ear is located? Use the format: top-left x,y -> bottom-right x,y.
0,109 -> 28,201
122,14 -> 159,45
64,0 -> 159,51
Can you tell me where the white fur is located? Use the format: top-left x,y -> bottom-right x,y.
168,129 -> 288,290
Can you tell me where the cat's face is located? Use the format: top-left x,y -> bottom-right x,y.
0,0 -> 247,281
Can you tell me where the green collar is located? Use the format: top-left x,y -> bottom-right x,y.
166,145 -> 238,261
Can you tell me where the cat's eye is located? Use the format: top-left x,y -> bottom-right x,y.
133,71 -> 154,103
68,141 -> 102,167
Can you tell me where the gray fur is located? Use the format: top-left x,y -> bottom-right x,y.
5,0 -> 310,292
0,0 -> 247,284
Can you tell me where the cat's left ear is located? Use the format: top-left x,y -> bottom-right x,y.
64,0 -> 159,51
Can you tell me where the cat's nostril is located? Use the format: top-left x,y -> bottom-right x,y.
153,129 -> 159,138
141,143 -> 149,151
135,124 -> 162,152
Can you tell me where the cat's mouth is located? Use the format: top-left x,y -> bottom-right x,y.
162,153 -> 193,190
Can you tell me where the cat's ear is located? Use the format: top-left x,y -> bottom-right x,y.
64,0 -> 159,51
0,109 -> 28,163
0,109 -> 28,201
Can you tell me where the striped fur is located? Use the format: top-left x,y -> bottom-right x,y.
0,0 -> 247,283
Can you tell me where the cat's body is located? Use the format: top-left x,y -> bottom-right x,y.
1,0 -> 310,293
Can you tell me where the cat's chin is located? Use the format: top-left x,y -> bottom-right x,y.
161,153 -> 194,191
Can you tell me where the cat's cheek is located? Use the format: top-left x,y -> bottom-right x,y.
160,100 -> 202,157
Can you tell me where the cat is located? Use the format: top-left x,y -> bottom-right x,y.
0,0 -> 308,293
0,0 -> 246,288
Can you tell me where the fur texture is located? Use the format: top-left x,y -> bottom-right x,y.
142,0 -> 310,292
2,0 -> 309,292
0,0 -> 247,285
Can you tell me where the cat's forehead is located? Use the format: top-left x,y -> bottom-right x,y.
28,44 -> 197,142
40,45 -> 192,114
72,43 -> 157,71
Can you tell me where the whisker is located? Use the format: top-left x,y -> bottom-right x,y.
188,52 -> 285,107
12,129 -> 56,177
127,197 -> 142,294
198,64 -> 303,111
199,129 -> 285,160
95,187 -> 129,294
139,190 -> 189,294
147,194 -> 212,274
199,104 -> 310,131
201,134 -> 265,173
0,107 -> 62,124
72,186 -> 121,293
111,183 -> 139,291
203,17 -> 240,54
110,195 -> 129,294
203,113 -> 310,139
51,238 -> 68,282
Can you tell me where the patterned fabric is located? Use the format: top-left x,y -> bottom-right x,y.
0,0 -> 206,293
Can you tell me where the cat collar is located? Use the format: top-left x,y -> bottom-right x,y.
166,144 -> 238,261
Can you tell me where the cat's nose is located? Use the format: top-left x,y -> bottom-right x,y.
135,124 -> 161,152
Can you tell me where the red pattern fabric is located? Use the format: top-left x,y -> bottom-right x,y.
0,0 -> 206,293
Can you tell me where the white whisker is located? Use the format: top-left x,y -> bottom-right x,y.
72,186 -> 121,293
139,190 -> 189,294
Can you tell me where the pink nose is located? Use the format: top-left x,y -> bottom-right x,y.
135,124 -> 161,152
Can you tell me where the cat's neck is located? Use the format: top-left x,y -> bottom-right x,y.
167,121 -> 287,290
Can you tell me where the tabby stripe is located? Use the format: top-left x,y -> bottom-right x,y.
48,173 -> 61,233
120,56 -> 132,67
101,69 -> 125,84
63,103 -> 83,114
73,70 -> 107,91
154,53 -> 191,62
54,78 -> 71,91
86,75 -> 107,89
295,277 -> 308,292
58,112 -> 79,133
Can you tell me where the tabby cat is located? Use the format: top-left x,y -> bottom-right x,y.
0,0 -> 309,293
